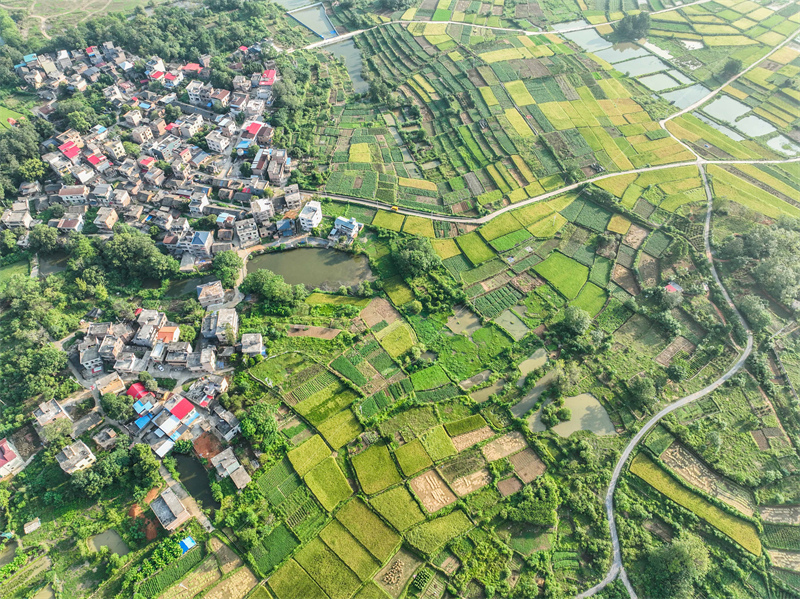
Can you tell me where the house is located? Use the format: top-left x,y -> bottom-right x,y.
665,281 -> 684,294
98,335 -> 124,361
144,167 -> 166,187
330,216 -> 362,244
209,88 -> 230,109
131,125 -> 153,144
94,207 -> 118,233
111,188 -> 131,209
250,198 -> 274,223
150,118 -> 167,138
86,153 -> 111,173
91,183 -> 113,205
56,440 -> 96,474
58,185 -> 89,204
79,342 -> 103,375
210,447 -> 251,490
156,326 -> 181,344
56,215 -> 84,233
23,518 -> 41,535
186,80 -> 212,105
133,310 -> 167,348
150,487 -> 190,532
189,192 -> 209,216
241,333 -> 263,356
276,218 -> 295,237
206,130 -> 230,154
212,404 -> 241,442
230,93 -> 248,114
299,200 -> 322,231
0,438 -> 24,478
284,184 -> 302,210
201,308 -> 239,343
234,218 -> 259,247
95,372 -> 125,396
124,110 -> 142,127
245,98 -> 265,117
188,230 -> 213,258
197,280 -> 225,307
146,56 -> 166,73
179,114 -> 204,139
93,428 -> 118,450
232,75 -> 250,91
163,70 -> 184,88
1,207 -> 32,229
187,347 -> 216,373
19,181 -> 41,196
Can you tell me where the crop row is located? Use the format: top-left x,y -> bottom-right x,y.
473,285 -> 522,318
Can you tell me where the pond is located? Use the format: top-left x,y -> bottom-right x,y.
639,72 -> 680,92
702,95 -> 750,123
495,309 -> 529,341
555,21 -> 612,53
661,84 -> 711,110
271,0 -> 315,10
446,305 -> 482,337
326,39 -> 369,94
0,540 -> 18,566
516,348 -> 548,387
288,4 -> 337,40
165,274 -> 219,298
693,112 -> 744,141
247,248 -> 373,290
767,135 -> 800,157
734,115 -> 775,138
38,251 -> 69,276
594,43 -> 650,64
174,454 -> 220,510
512,368 -> 556,418
471,378 -> 506,403
550,394 -> 616,437
614,55 -> 669,77
88,529 -> 129,556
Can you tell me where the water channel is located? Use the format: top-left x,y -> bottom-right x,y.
247,247 -> 373,289
288,4 -> 337,40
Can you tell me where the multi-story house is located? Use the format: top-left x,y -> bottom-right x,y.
299,200 -> 322,231
250,198 -> 274,224
131,125 -> 153,144
206,130 -> 230,154
58,185 -> 90,205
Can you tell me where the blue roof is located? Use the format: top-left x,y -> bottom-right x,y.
192,231 -> 211,245
133,400 -> 146,414
179,537 -> 196,553
23,54 -> 36,62
134,414 -> 152,430
139,102 -> 151,109
97,125 -> 107,133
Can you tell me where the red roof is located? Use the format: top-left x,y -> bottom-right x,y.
239,45 -> 248,52
127,383 -> 148,399
165,123 -> 175,131
165,72 -> 177,81
59,142 -> 80,160
86,46 -> 97,54
182,63 -> 201,72
261,69 -> 276,85
150,70 -> 164,79
245,122 -> 261,135
139,156 -> 155,167
0,438 -> 17,468
170,398 -> 194,420
87,154 -> 102,165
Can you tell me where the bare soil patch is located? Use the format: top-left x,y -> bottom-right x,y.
451,426 -> 494,451
760,505 -> 800,525
612,264 -> 640,296
460,370 -> 492,389
661,442 -> 755,516
752,429 -> 769,450
481,431 -> 527,462
10,425 -> 38,460
509,448 -> 546,483
287,324 -> 341,339
375,548 -> 423,599
410,469 -> 457,513
361,297 -> 401,328
210,537 -> 243,574
638,253 -> 659,287
498,476 -> 523,497
769,549 -> 800,572
510,273 -> 542,294
193,432 -> 223,459
624,224 -> 649,249
655,336 -> 696,367
203,566 -> 258,599
452,469 -> 492,497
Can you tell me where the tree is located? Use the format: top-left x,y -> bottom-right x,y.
240,401 -> 279,451
212,250 -> 244,289
613,12 -> 650,40
17,158 -> 46,182
667,361 -> 687,382
130,444 -> 162,491
739,294 -> 772,332
505,476 -> 560,526
562,306 -> 591,337
393,237 -> 441,278
40,418 -> 72,444
122,141 -> 140,158
646,532 -> 710,599
239,269 -> 306,314
28,224 -> 59,254
629,375 -> 657,409
721,58 -> 743,79
101,227 -> 179,282
101,393 -> 135,421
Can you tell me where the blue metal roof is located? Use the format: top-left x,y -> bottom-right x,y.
134,414 -> 152,430
179,537 -> 196,553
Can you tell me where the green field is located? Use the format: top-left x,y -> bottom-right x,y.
421,425 -> 458,462
336,498 -> 401,562
317,409 -> 362,450
351,442 -> 402,494
305,457 -> 353,511
534,252 -> 589,299
457,232 -> 496,265
287,435 -> 330,477
370,486 -> 426,532
394,439 -> 433,477
405,510 -> 473,555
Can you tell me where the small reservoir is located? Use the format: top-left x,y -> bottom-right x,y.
247,247 -> 373,290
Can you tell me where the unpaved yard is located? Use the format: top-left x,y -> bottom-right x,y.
481,431 -> 527,462
498,476 -> 523,497
410,469 -> 456,513
287,325 -> 341,339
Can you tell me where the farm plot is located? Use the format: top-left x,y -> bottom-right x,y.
509,448 -> 547,483
451,426 -> 495,451
395,438 -> 434,476
571,282 -> 607,317
383,275 -> 415,306
287,435 -> 330,477
498,477 -> 524,497
474,285 -> 523,318
760,506 -> 800,526
305,457 -> 353,512
371,486 -> 426,532
318,409 -> 363,450
661,443 -> 755,516
452,469 -> 492,497
655,336 -> 696,368
445,415 -> 488,436
249,524 -> 298,576
336,498 -> 401,563
478,212 -> 526,242
411,364 -> 451,390
481,431 -> 528,461
631,453 -> 761,555
294,537 -> 362,599
376,320 -> 417,358
410,469 -> 457,513
294,381 -> 360,427
361,297 -> 401,328
403,215 -> 436,237
268,559 -> 326,599
201,566 -> 258,599
405,510 -> 473,556
457,232 -> 497,265
421,425 -> 458,462
432,238 -> 462,260
373,210 -> 406,231
352,442 -> 403,494
533,252 -> 589,299
257,459 -> 302,508
331,354 -> 369,387
319,520 -> 380,581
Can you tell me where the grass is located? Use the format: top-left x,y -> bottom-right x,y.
534,252 -> 589,299
287,434 -> 330,477
383,275 -> 415,306
410,364 -> 451,390
370,486 -> 426,532
317,409 -> 362,450
354,582 -> 391,599
372,210 -> 405,231
571,282 -> 607,317
394,439 -> 433,477
319,520 -> 380,581
0,104 -> 25,130
351,442 -> 402,494
305,457 -> 353,512
306,292 -> 370,307
405,510 -> 473,556
336,498 -> 401,562
294,537 -> 362,599
445,414 -> 487,437
377,321 -> 416,358
0,259 -> 29,283
630,453 -> 761,555
457,232 -> 496,266
402,215 -> 435,237
421,425 -> 457,461
268,559 -> 326,599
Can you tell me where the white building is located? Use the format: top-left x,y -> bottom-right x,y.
206,130 -> 230,154
298,200 -> 322,231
